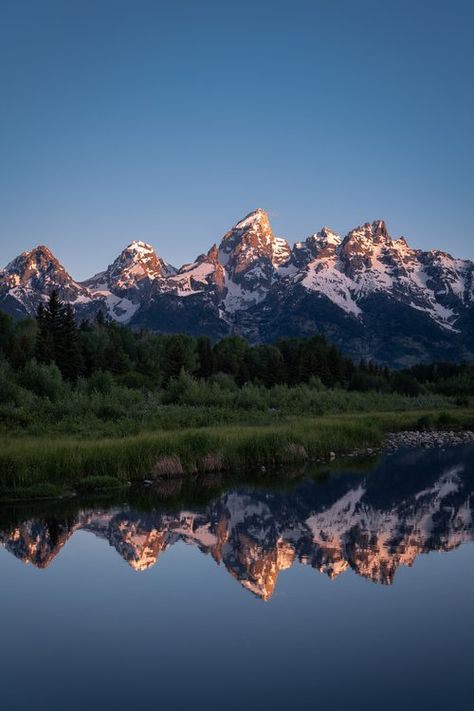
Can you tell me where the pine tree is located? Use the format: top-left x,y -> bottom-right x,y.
161,334 -> 197,382
328,344 -> 344,384
35,300 -> 55,363
45,291 -> 64,338
56,304 -> 82,380
299,336 -> 331,385
96,309 -> 106,329
196,336 -> 214,378
35,292 -> 82,380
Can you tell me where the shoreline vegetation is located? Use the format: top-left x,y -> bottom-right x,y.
1,408 -> 473,501
1,292 -> 473,500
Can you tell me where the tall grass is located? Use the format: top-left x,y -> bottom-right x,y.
0,381 -> 465,439
1,409 -> 473,492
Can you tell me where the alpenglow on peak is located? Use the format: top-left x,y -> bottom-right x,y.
0,210 -> 473,366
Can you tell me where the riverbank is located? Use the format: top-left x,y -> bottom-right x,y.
385,429 -> 474,451
1,407 -> 473,501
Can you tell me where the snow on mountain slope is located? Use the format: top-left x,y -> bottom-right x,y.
1,212 -> 473,364
219,208 -> 291,270
297,228 -> 363,317
82,240 -> 176,322
296,220 -> 473,330
218,208 -> 292,312
85,240 -> 175,293
143,208 -> 291,312
165,244 -> 225,298
0,245 -> 94,317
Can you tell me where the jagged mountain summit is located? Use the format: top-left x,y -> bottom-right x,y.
1,210 -> 473,365
83,240 -> 176,323
0,245 -> 92,318
0,239 -> 176,324
218,208 -> 291,309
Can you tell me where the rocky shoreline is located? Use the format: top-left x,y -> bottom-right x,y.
342,429 -> 474,461
384,429 -> 474,452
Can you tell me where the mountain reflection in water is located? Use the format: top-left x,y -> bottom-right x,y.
2,444 -> 474,600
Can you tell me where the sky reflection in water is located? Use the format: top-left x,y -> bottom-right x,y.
1,445 -> 474,711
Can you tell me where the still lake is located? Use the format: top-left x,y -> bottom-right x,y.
1,444 -> 474,711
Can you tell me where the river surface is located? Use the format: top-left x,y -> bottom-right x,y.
1,444 -> 474,711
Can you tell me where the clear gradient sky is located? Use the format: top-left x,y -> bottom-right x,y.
0,0 -> 473,279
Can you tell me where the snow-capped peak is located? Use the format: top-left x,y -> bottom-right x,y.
85,241 -> 176,293
0,244 -> 92,317
296,218 -> 473,331
80,240 -> 176,324
318,227 -> 341,245
4,244 -> 78,290
1,212 -> 473,363
219,208 -> 290,266
306,227 -> 342,252
5,244 -> 59,275
344,219 -> 391,248
123,240 -> 155,256
233,208 -> 268,231
216,208 -> 291,313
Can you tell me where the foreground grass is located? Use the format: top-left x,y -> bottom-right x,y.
1,387 -> 466,439
1,408 -> 473,499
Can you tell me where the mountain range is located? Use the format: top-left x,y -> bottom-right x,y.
1,209 -> 473,366
2,445 -> 473,599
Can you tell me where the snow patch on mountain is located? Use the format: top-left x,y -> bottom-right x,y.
295,221 -> 471,331
1,213 -> 473,359
301,258 -> 363,317
168,260 -> 218,297
88,285 -> 140,322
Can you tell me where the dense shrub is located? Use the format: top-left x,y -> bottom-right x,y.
0,294 -> 471,440
19,361 -> 65,401
84,370 -> 115,395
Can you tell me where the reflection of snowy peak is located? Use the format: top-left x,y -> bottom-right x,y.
303,467 -> 469,585
1,212 -> 473,364
2,446 -> 474,599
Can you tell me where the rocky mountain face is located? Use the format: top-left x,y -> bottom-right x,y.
2,445 -> 473,598
1,210 -> 473,365
218,208 -> 291,309
0,245 -> 93,319
83,240 -> 176,323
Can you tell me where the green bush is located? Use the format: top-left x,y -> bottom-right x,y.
0,481 -> 63,500
85,370 -> 115,395
437,411 -> 458,427
0,361 -> 34,407
75,475 -> 127,493
416,414 -> 435,430
19,360 -> 65,401
391,372 -> 422,396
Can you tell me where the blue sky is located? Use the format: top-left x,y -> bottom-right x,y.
0,0 -> 473,279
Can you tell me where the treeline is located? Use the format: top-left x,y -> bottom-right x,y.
0,291 -> 473,398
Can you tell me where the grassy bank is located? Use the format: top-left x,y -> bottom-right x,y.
1,383 -> 466,438
3,308 -> 473,501
1,408 -> 473,500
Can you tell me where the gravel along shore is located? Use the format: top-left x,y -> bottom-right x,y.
341,429 -> 474,461
385,430 -> 474,452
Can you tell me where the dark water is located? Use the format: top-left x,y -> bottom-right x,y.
1,445 -> 474,711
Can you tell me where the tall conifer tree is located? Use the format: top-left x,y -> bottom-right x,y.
57,303 -> 82,380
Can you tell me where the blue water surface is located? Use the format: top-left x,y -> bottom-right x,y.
1,445 -> 474,711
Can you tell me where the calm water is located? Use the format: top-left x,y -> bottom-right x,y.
1,445 -> 474,711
